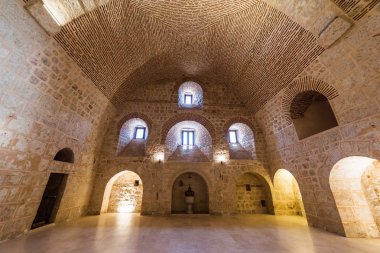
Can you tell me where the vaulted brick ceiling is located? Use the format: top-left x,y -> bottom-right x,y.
44,0 -> 375,111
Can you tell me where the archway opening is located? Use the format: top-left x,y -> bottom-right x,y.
117,118 -> 149,156
228,123 -> 255,160
290,91 -> 338,139
165,121 -> 212,162
330,156 -> 380,238
273,169 -> 305,217
236,173 -> 274,214
101,170 -> 143,213
53,148 -> 74,163
172,172 -> 209,214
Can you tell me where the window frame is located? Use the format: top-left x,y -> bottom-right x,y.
134,126 -> 146,140
228,130 -> 238,144
184,93 -> 193,105
181,130 -> 195,146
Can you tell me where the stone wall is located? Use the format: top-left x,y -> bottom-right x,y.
86,80 -> 271,215
273,169 -> 305,217
236,173 -> 273,214
108,171 -> 143,213
362,161 -> 380,234
0,1 -> 113,242
255,10 -> 380,236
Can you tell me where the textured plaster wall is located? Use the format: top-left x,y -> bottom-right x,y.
0,1 -> 113,242
255,10 -> 380,236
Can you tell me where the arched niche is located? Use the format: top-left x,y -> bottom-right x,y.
53,148 -> 74,163
227,123 -> 255,160
178,81 -> 203,109
235,173 -> 274,214
117,118 -> 149,156
330,156 -> 380,238
273,169 -> 305,217
101,170 -> 143,213
171,172 -> 209,214
165,120 -> 212,161
290,91 -> 338,139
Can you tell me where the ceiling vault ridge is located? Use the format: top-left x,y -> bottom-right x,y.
50,0 -> 329,113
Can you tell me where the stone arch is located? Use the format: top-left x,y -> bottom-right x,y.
171,171 -> 209,214
222,117 -> 257,134
116,113 -> 152,155
235,172 -> 275,214
273,169 -> 306,217
168,169 -> 213,192
53,148 -> 74,163
164,120 -> 213,161
329,156 -> 380,238
117,112 -> 153,136
160,113 -> 216,144
100,170 -> 144,214
281,76 -> 339,123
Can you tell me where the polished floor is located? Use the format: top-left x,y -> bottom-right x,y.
0,214 -> 379,253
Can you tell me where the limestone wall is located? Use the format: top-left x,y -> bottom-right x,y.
0,1 -> 113,242
88,79 -> 271,215
236,173 -> 273,214
255,10 -> 380,236
108,171 -> 143,213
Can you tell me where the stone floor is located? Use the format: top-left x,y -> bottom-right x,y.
0,214 -> 379,253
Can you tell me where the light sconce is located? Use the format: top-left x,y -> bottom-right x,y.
154,152 -> 164,164
216,154 -> 227,165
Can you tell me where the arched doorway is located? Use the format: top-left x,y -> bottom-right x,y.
172,172 -> 209,214
101,170 -> 143,213
236,173 -> 274,214
273,169 -> 305,217
330,156 -> 380,238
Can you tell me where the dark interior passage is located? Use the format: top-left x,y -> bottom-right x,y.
31,173 -> 68,229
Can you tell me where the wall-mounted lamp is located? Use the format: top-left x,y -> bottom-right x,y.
154,152 -> 164,164
220,161 -> 224,165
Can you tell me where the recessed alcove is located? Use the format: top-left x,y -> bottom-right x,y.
165,121 -> 212,162
117,118 -> 149,157
290,91 -> 338,140
172,172 -> 209,214
178,81 -> 203,109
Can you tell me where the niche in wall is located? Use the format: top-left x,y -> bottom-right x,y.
53,148 -> 74,163
290,91 -> 338,139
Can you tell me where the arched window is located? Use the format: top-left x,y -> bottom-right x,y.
290,91 -> 338,139
227,123 -> 255,160
178,81 -> 203,109
53,148 -> 74,163
117,118 -> 149,156
165,121 -> 212,162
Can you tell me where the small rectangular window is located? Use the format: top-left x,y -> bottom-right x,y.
229,130 -> 238,144
182,130 -> 195,146
134,127 -> 146,139
184,94 -> 193,105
